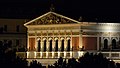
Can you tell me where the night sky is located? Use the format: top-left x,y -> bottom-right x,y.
0,0 -> 120,22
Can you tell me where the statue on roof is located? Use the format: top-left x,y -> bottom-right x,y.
79,16 -> 83,22
50,4 -> 55,12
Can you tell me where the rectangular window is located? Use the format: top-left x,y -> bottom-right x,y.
16,40 -> 19,46
4,25 -> 7,32
0,27 -> 3,33
16,25 -> 20,32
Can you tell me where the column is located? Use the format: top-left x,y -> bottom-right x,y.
97,36 -> 99,51
35,31 -> 37,51
66,39 -> 68,51
41,38 -> 43,51
79,31 -> 83,50
36,40 -> 38,51
27,35 -> 29,51
64,30 -> 67,51
40,31 -> 43,52
46,31 -> 49,51
36,38 -> 39,51
64,38 -> 67,51
41,40 -> 43,51
52,39 -> 55,51
70,30 -> 72,51
101,37 -> 103,50
52,31 -> 55,51
80,26 -> 83,51
108,32 -> 111,48
58,39 -> 61,51
58,30 -> 61,51
47,39 -> 49,51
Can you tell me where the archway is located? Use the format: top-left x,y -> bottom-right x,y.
37,40 -> 41,52
67,39 -> 70,51
61,39 -> 64,51
43,40 -> 46,52
112,39 -> 116,49
55,40 -> 58,51
104,39 -> 108,49
49,40 -> 52,51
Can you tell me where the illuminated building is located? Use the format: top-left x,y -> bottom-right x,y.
23,11 -> 120,65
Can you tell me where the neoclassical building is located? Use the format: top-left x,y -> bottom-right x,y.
23,11 -> 120,64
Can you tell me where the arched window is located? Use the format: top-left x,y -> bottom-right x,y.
55,40 -> 58,51
61,39 -> 64,51
37,40 -> 41,52
104,39 -> 108,49
67,39 -> 70,51
44,40 -> 46,52
49,40 -> 52,51
112,39 -> 116,49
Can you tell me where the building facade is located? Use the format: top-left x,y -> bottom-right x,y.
24,11 -> 120,61
0,19 -> 27,51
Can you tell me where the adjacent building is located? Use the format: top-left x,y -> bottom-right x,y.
0,19 -> 27,51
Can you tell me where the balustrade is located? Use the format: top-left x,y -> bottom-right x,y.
16,51 -> 120,60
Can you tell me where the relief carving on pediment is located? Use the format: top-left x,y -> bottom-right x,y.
29,13 -> 75,25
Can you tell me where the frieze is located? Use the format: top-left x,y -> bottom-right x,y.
48,33 -> 53,36
101,32 -> 119,36
66,32 -> 71,35
37,33 -> 41,36
60,32 -> 65,35
82,32 -> 98,35
72,32 -> 80,35
54,33 -> 59,35
29,33 -> 35,36
29,26 -> 79,31
28,13 -> 76,25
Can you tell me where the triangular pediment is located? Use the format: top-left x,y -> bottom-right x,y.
24,11 -> 80,26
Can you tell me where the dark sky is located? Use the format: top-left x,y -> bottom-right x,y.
0,0 -> 120,22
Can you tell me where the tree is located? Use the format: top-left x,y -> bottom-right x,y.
0,41 -> 28,68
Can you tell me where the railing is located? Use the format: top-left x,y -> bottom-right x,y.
16,51 -> 120,60
16,51 -> 85,59
100,52 -> 120,60
26,51 -> 85,59
16,52 -> 27,58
